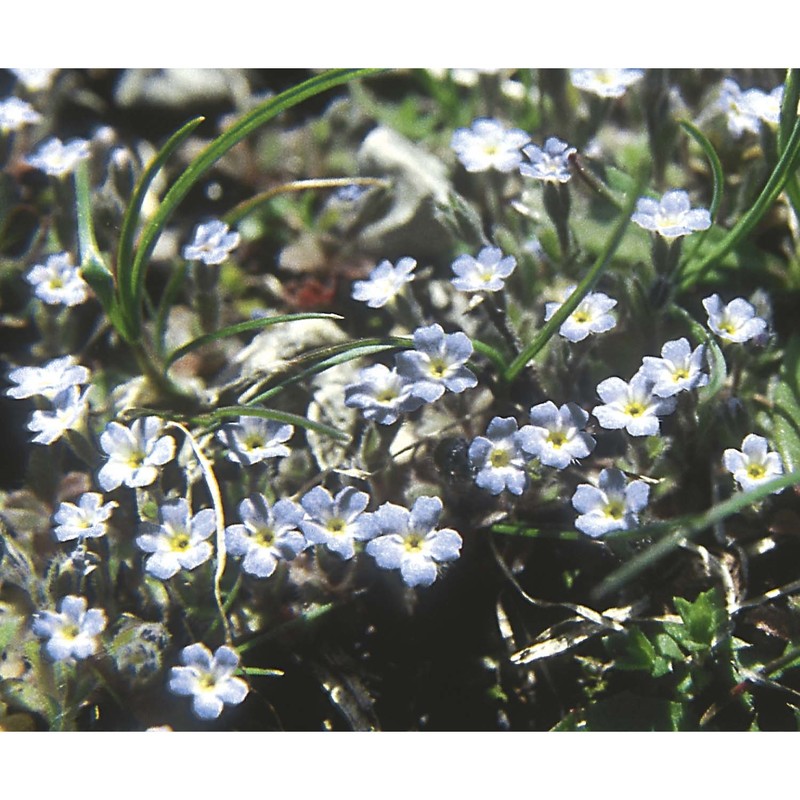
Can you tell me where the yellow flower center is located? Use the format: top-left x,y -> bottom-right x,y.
429,359 -> 448,379
573,310 -> 590,324
404,534 -> 424,553
746,463 -> 767,480
326,518 -> 346,536
624,402 -> 646,417
62,624 -> 80,640
547,431 -> 567,448
604,500 -> 625,520
490,449 -> 510,468
673,367 -> 689,381
254,528 -> 276,547
376,388 -> 398,403
169,533 -> 191,551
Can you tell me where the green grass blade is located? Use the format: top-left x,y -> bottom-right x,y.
778,69 -> 800,226
128,69 -> 381,339
203,405 -> 349,442
471,338 -> 508,373
772,334 -> 800,472
592,469 -> 800,602
163,312 -> 344,370
679,120 -> 723,221
115,116 -> 205,338
678,111 -> 800,290
504,170 -> 645,382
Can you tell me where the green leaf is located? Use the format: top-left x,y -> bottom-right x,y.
552,691 -> 696,731
772,334 -> 800,472
668,588 -> 728,652
614,627 -> 657,672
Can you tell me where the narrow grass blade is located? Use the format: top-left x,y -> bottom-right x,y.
115,116 -> 205,339
128,69 -> 381,339
772,334 -> 800,472
164,312 -> 343,370
778,69 -> 800,226
202,406 -> 349,442
504,170 -> 645,382
592,469 -> 800,602
471,338 -> 508,373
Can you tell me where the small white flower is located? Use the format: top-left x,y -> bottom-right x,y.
639,338 -> 709,397
351,257 -> 416,308
469,417 -> 532,496
723,434 -> 784,493
168,643 -> 248,720
97,416 -> 176,491
544,285 -> 617,342
517,401 -> 595,470
6,355 -> 90,401
183,220 -> 240,265
450,246 -> 516,293
702,294 -> 767,344
451,118 -> 531,173
593,372 -> 677,437
520,137 -> 576,184
25,137 -> 90,177
344,363 -> 424,425
11,68 -> 58,92
216,416 -> 293,466
631,190 -> 711,239
53,492 -> 118,542
299,486 -> 378,560
27,385 -> 89,445
0,96 -> 42,133
749,85 -> 784,126
32,595 -> 107,663
570,69 -> 645,99
135,498 -> 215,580
26,252 -> 90,306
717,78 -> 765,137
572,468 -> 650,538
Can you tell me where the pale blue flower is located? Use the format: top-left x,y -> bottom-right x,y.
135,498 -> 215,580
168,643 -> 248,720
97,416 -> 176,491
702,294 -> 767,344
450,246 -> 516,293
25,137 -> 90,177
216,416 -> 293,466
520,137 -> 576,184
572,468 -> 650,538
344,363 -> 425,425
544,285 -> 617,342
451,118 -> 530,173
26,252 -> 90,306
11,68 -> 58,92
53,492 -> 118,542
395,323 -> 477,403
225,494 -> 305,578
639,338 -> 709,397
631,190 -> 711,239
593,372 -> 677,437
32,595 -> 107,662
723,434 -> 784,493
351,257 -> 416,308
27,385 -> 89,445
469,417 -> 532,496
717,78 -> 765,137
570,69 -> 644,99
299,486 -> 378,560
366,496 -> 462,588
750,85 -> 784,126
518,401 -> 595,470
6,355 -> 90,401
183,220 -> 240,265
0,96 -> 42,133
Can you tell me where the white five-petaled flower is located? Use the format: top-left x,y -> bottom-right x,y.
32,595 -> 107,663
0,96 -> 42,133
25,136 -> 90,177
593,371 -> 677,437
351,257 -> 417,308
366,495 -> 462,588
168,643 -> 248,721
450,117 -> 531,173
97,416 -> 176,491
6,355 -> 90,401
53,492 -> 118,542
723,434 -> 784,493
299,486 -> 378,560
135,498 -> 215,580
631,189 -> 711,239
569,68 -> 645,99
26,252 -> 90,306
27,385 -> 89,445
469,416 -> 532,496
639,338 -> 709,397
344,363 -> 424,425
225,494 -> 306,578
518,401 -> 596,470
450,246 -> 517,293
216,416 -> 293,466
717,78 -> 767,137
395,323 -> 477,403
702,294 -> 767,344
520,137 -> 576,184
182,220 -> 240,265
544,285 -> 617,342
572,468 -> 650,538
